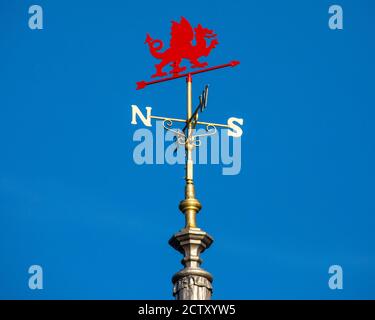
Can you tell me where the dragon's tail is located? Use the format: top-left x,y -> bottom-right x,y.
144,33 -> 165,59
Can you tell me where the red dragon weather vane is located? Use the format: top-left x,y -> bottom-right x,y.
146,17 -> 219,78
136,17 -> 239,89
132,17 -> 243,300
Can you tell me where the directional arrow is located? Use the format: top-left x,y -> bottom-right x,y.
136,60 -> 240,90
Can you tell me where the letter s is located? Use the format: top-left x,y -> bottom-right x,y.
227,117 -> 244,138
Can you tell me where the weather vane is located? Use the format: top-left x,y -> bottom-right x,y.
132,17 -> 243,300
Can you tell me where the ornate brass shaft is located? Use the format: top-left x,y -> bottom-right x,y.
181,74 -> 201,229
169,74 -> 214,300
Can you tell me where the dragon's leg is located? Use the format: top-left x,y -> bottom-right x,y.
190,58 -> 208,69
170,59 -> 186,75
152,60 -> 169,78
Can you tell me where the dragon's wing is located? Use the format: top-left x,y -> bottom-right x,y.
170,17 -> 194,48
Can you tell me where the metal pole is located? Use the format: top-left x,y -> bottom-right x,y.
183,74 -> 199,229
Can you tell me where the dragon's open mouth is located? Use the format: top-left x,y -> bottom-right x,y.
205,33 -> 217,39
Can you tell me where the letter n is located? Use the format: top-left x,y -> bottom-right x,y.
131,105 -> 152,127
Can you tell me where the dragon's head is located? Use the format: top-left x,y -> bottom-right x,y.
194,23 -> 217,40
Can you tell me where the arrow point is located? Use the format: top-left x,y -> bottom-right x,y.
231,60 -> 240,67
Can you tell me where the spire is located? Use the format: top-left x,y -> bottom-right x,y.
169,227 -> 213,299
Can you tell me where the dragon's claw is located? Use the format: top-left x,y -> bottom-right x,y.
170,66 -> 186,74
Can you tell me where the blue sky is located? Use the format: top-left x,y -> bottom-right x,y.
0,0 -> 374,299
